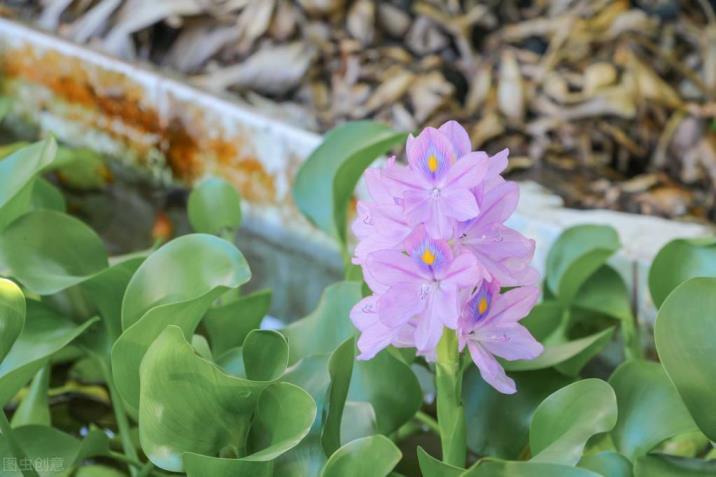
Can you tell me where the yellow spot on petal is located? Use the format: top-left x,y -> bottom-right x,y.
421,249 -> 436,265
478,298 -> 488,315
427,154 -> 438,172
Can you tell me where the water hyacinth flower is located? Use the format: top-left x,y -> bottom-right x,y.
349,120 -> 543,394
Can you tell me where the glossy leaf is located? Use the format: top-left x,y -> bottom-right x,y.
520,302 -> 563,341
504,327 -> 614,374
320,435 -> 401,477
634,454 -> 716,476
112,234 -> 250,413
243,329 -> 289,381
609,360 -> 697,460
31,178 -> 66,212
139,326 -> 315,472
188,177 -> 242,235
579,451 -> 633,477
0,425 -> 108,475
0,138 -> 57,230
0,210 -> 109,295
546,225 -> 619,304
655,277 -> 716,441
293,120 -> 407,245
184,453 -> 273,477
461,459 -> 602,477
283,281 -> 362,364
322,337 -> 356,456
0,278 -> 25,362
573,265 -> 632,322
649,237 -> 716,308
417,447 -> 463,477
203,289 -> 271,356
349,349 -> 422,435
11,365 -> 50,427
530,379 -> 617,465
0,301 -> 97,406
464,368 -> 572,459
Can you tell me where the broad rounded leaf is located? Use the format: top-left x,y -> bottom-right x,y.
184,453 -> 272,477
188,177 -> 242,235
461,459 -> 602,477
0,210 -> 108,295
464,368 -> 572,459
243,330 -> 289,381
609,360 -> 697,460
320,435 -> 401,477
283,281 -> 362,364
635,454 -> 716,477
0,278 -> 25,362
293,120 -> 407,245
31,178 -> 66,212
546,225 -> 619,304
504,327 -> 614,373
649,238 -> 716,308
574,265 -> 632,322
0,301 -> 97,405
0,138 -> 57,230
204,289 -> 271,356
113,234 -> 250,413
417,446 -> 463,477
530,379 -> 617,465
655,277 -> 716,441
579,451 -> 633,477
139,326 -> 315,472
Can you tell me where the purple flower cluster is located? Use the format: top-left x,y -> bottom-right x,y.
350,121 -> 543,393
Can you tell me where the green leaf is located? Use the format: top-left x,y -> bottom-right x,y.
188,177 -> 242,235
417,446 -> 463,477
283,281 -> 362,364
322,337 -> 356,456
655,277 -> 716,441
464,368 -> 572,459
139,326 -> 316,473
574,266 -> 632,322
520,302 -> 563,341
349,350 -> 422,435
11,365 -> 50,427
0,425 -> 108,476
320,435 -> 401,477
30,178 -> 66,212
0,138 -> 57,230
503,327 -> 614,374
0,301 -> 97,406
634,454 -> 716,476
51,147 -> 111,190
293,120 -> 407,245
530,379 -> 617,465
579,451 -> 633,477
112,234 -> 251,414
649,238 -> 716,308
184,453 -> 273,477
203,289 -> 271,356
546,225 -> 620,305
0,210 -> 109,295
0,278 -> 25,362
242,330 -> 288,381
609,360 -> 698,460
461,459 -> 602,477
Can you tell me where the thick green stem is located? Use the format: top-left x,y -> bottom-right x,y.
0,409 -> 40,477
435,330 -> 466,467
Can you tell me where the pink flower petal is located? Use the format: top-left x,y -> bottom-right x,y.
484,286 -> 540,325
467,341 -> 516,394
439,253 -> 480,288
414,305 -> 444,353
377,283 -> 425,327
441,188 -> 480,222
365,249 -> 429,291
406,127 -> 457,183
441,152 -> 488,190
475,322 -> 544,361
438,120 -> 471,158
429,284 -> 460,329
